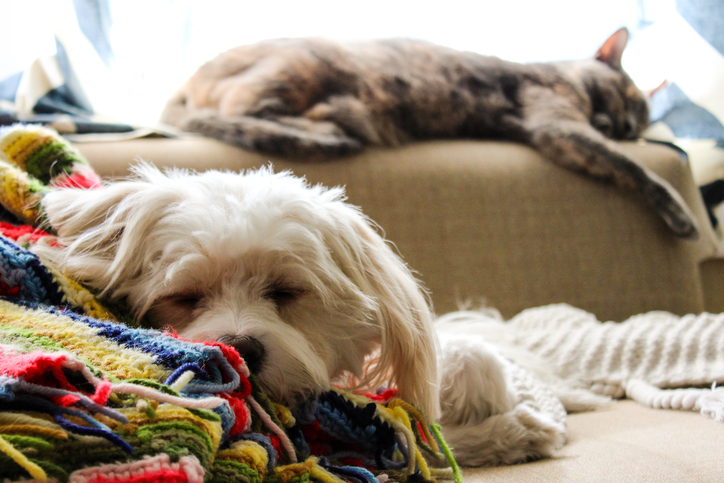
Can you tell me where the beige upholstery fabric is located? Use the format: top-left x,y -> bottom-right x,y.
77,137 -> 721,321
462,401 -> 722,483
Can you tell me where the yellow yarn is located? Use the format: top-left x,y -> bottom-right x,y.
0,424 -> 68,440
0,130 -> 44,168
388,398 -> 439,453
112,405 -> 224,450
309,466 -> 349,483
390,405 -> 431,481
0,301 -> 169,381
0,434 -> 47,482
0,160 -> 42,223
375,405 -> 417,476
217,439 -> 269,477
44,264 -> 116,321
274,457 -> 345,483
274,403 -> 296,427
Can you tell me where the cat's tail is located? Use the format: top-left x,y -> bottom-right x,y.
160,99 -> 363,158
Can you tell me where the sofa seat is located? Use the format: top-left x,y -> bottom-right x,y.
464,400 -> 722,482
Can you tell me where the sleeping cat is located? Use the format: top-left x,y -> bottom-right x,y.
160,28 -> 698,239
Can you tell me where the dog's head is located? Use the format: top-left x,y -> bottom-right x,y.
36,165 -> 440,418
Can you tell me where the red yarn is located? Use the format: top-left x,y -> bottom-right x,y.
89,468 -> 191,483
55,394 -> 81,406
0,282 -> 20,297
207,341 -> 245,369
416,421 -> 428,444
339,456 -> 368,468
0,222 -> 53,244
52,171 -> 102,190
0,351 -> 101,406
220,392 -> 250,436
91,380 -> 113,405
0,352 -> 71,385
268,434 -> 282,460
363,387 -> 397,403
301,421 -> 331,455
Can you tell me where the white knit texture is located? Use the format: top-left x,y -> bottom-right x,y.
506,304 -> 724,420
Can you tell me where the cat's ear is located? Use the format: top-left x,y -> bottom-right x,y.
642,80 -> 668,99
595,27 -> 629,70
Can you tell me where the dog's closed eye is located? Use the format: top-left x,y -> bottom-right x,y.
264,284 -> 306,307
169,293 -> 204,311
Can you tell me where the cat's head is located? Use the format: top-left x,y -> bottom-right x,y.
577,27 -> 649,140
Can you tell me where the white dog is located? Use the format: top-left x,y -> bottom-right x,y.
34,165 -> 567,466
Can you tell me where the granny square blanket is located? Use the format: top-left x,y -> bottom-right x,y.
0,125 -> 460,483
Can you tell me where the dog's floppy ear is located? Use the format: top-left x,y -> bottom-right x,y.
325,203 -> 441,420
36,164 -> 182,298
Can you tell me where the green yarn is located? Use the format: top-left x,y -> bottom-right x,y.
431,423 -> 462,483
210,460 -> 262,483
187,407 -> 222,422
0,434 -> 55,451
25,140 -> 82,184
135,421 -> 215,467
125,378 -> 183,396
0,454 -> 69,482
0,323 -> 65,352
51,438 -> 127,470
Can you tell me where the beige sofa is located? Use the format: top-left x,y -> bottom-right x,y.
75,136 -> 724,482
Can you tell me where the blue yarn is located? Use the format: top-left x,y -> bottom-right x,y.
11,377 -> 128,423
53,409 -> 135,454
292,397 -> 318,425
315,392 -> 393,450
182,345 -> 242,394
203,358 -> 222,382
164,362 -> 210,386
1,394 -> 134,453
185,392 -> 236,444
0,236 -> 64,307
234,432 -> 278,468
319,460 -> 380,483
316,400 -> 378,446
0,375 -> 16,401
35,305 -> 242,392
286,424 -> 310,458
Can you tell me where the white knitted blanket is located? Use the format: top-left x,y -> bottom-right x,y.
507,304 -> 724,421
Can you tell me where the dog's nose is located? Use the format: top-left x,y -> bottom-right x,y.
219,335 -> 266,374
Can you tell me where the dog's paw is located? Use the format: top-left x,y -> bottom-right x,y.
441,402 -> 566,467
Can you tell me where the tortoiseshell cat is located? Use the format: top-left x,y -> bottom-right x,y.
161,28 -> 698,239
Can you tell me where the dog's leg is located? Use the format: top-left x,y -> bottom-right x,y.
437,331 -> 567,466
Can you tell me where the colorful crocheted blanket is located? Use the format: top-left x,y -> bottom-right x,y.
0,125 -> 461,483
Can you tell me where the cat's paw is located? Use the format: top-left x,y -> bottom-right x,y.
650,182 -> 699,240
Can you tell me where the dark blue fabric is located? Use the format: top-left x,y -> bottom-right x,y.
46,39 -> 94,115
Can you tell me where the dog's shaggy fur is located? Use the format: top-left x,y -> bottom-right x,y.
33,165 -> 572,466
